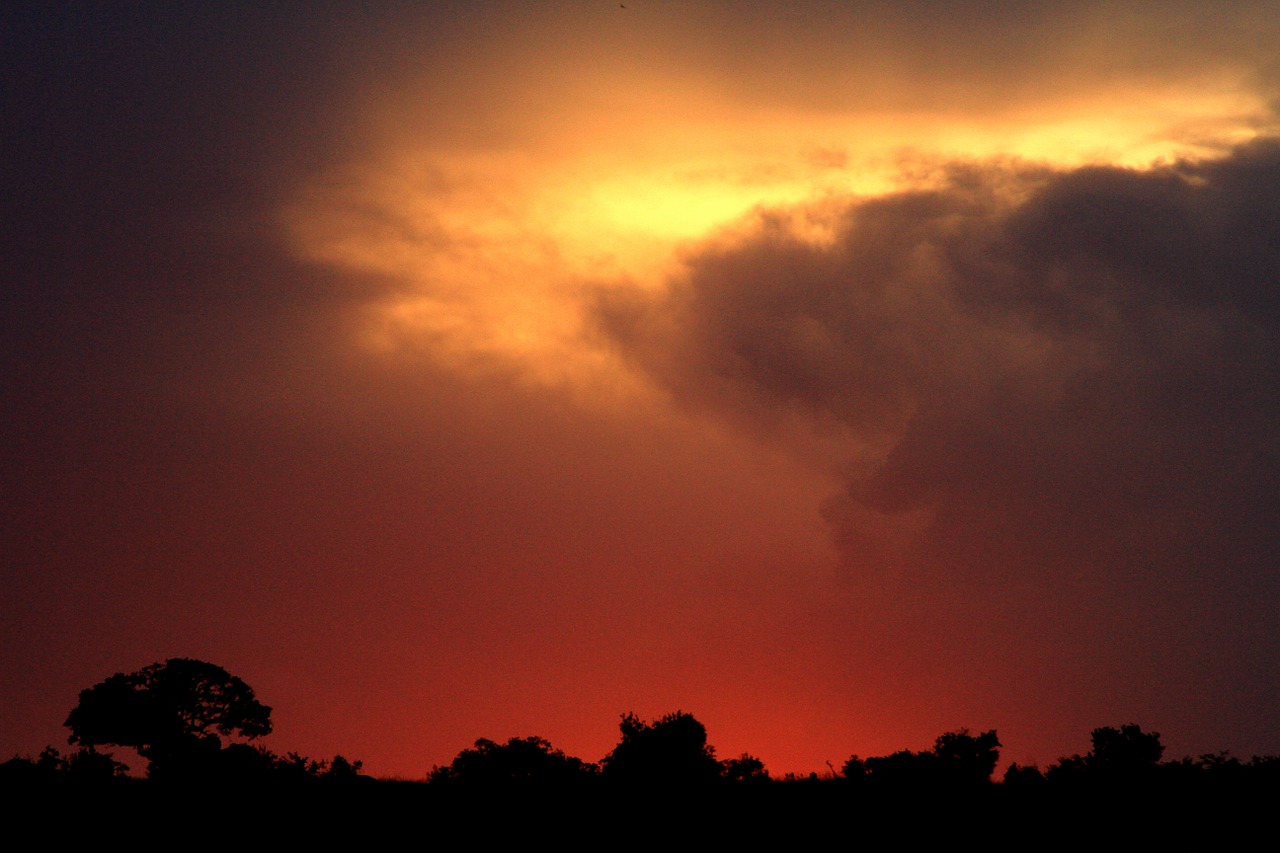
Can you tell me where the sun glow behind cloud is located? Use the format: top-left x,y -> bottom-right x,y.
284,63 -> 1267,399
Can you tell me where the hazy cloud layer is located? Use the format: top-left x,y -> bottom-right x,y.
600,141 -> 1280,742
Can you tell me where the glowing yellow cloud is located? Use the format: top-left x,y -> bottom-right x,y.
282,31 -> 1270,402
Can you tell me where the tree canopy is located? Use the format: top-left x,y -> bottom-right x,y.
600,711 -> 723,786
429,736 -> 597,787
64,658 -> 272,775
844,728 -> 1002,788
1087,724 -> 1164,773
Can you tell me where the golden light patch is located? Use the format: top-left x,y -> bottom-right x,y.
283,55 -> 1268,402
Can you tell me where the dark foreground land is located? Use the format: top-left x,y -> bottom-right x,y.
6,775 -> 1274,850
14,663 -> 1275,848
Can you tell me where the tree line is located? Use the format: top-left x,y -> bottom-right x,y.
5,658 -> 1279,794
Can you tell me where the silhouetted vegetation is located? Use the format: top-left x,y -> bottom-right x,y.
8,658 -> 365,789
721,752 -> 769,783
428,736 -> 597,787
6,659 -> 1279,848
0,745 -> 128,786
1043,723 -> 1164,785
600,711 -> 724,787
65,657 -> 272,781
842,728 -> 1001,789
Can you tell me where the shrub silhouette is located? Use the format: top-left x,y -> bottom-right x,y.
1087,724 -> 1164,775
600,711 -> 722,786
1046,724 -> 1165,784
0,746 -> 127,786
429,736 -> 596,786
722,752 -> 769,782
932,729 -> 1001,785
844,729 -> 1001,788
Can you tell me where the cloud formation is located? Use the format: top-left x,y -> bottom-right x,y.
599,140 -> 1280,744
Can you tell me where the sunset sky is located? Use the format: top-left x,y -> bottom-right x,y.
4,1 -> 1280,778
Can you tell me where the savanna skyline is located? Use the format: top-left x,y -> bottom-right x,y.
4,2 -> 1279,779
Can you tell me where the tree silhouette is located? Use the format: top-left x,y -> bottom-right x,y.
863,749 -> 937,786
841,754 -> 868,783
600,711 -> 722,786
1002,762 -> 1046,787
0,745 -> 128,786
1086,724 -> 1163,774
722,752 -> 769,782
932,729 -> 1001,785
65,658 -> 272,779
844,729 -> 1000,788
429,736 -> 596,787
1045,723 -> 1165,785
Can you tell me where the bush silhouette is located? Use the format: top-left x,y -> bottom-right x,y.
600,711 -> 723,786
429,736 -> 596,787
1046,724 -> 1165,785
1087,724 -> 1164,775
844,729 -> 1000,788
722,752 -> 769,782
932,729 -> 1001,785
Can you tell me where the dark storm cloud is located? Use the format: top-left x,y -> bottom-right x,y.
596,139 -> 1280,757
600,139 -> 1280,637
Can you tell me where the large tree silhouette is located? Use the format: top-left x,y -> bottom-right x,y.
65,658 -> 272,778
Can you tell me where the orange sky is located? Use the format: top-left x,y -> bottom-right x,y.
4,2 -> 1280,778
287,1 -> 1272,395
